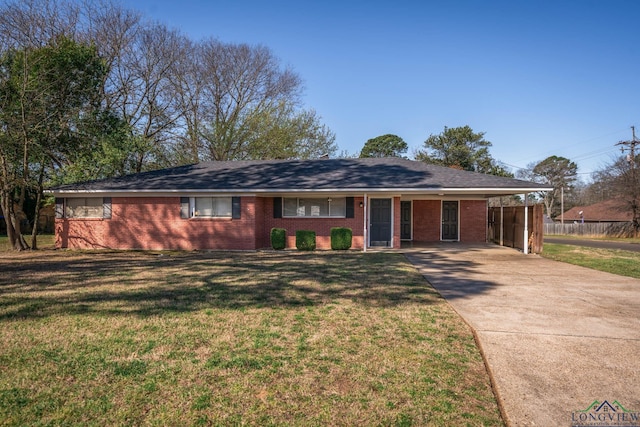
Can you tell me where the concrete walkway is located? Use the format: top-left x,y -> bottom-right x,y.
404,244 -> 640,427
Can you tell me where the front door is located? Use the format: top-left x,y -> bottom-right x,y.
370,198 -> 392,246
400,201 -> 411,240
442,201 -> 459,240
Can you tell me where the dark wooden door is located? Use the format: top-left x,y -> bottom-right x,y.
401,201 -> 411,240
370,199 -> 392,246
442,201 -> 458,240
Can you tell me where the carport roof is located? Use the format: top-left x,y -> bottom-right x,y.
49,157 -> 551,197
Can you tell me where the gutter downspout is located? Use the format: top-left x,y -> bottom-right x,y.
363,193 -> 368,252
523,193 -> 529,255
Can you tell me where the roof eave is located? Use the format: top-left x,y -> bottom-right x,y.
46,186 -> 553,197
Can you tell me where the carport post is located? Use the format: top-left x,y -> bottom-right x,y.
523,193 -> 529,255
500,199 -> 504,246
363,193 -> 368,252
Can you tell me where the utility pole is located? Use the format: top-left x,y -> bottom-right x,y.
616,126 -> 638,159
616,126 -> 639,231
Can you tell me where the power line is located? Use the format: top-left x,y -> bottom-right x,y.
502,128 -> 629,173
510,127 -> 629,166
616,125 -> 638,162
615,126 -> 640,228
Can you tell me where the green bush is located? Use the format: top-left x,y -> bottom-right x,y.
295,230 -> 316,251
331,227 -> 352,250
270,228 -> 286,250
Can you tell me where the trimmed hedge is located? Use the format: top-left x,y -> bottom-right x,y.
331,227 -> 352,250
295,230 -> 316,251
270,228 -> 286,250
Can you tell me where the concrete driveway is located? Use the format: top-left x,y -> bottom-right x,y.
404,244 -> 640,427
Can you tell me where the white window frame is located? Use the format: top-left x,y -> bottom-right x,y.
282,197 -> 347,218
190,197 -> 233,218
64,197 -> 104,219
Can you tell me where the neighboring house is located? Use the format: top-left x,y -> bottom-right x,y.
562,199 -> 632,223
48,157 -> 549,251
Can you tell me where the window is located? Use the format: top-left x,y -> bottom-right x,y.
64,197 -> 104,218
283,197 -> 346,217
192,197 -> 233,217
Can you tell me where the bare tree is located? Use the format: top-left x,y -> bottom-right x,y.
84,4 -> 186,172
591,154 -> 640,231
170,38 -> 204,164
195,39 -> 328,161
0,0 -> 80,50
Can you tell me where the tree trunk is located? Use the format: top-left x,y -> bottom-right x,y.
0,193 -> 16,247
13,215 -> 29,250
30,161 -> 47,250
1,193 -> 29,250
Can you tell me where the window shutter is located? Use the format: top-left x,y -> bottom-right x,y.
180,197 -> 189,218
103,197 -> 112,219
55,198 -> 64,219
232,197 -> 241,219
346,197 -> 354,218
273,197 -> 282,218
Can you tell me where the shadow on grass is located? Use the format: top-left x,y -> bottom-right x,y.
0,249 -> 499,319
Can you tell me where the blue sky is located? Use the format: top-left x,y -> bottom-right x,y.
124,0 -> 639,179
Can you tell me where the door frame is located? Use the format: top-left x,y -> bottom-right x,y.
441,200 -> 460,241
368,197 -> 393,248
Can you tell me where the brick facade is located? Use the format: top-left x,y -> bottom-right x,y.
55,196 -> 488,250
261,197 -> 365,250
56,197 -> 257,250
392,196 -> 401,249
459,200 -> 488,242
411,199 -> 488,243
412,200 -> 442,242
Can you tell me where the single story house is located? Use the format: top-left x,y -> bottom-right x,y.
48,157 -> 550,251
562,199 -> 633,223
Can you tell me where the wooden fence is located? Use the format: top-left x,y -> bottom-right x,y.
544,222 -> 637,237
488,205 -> 544,253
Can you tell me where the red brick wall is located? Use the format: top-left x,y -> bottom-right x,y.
261,197 -> 365,250
55,218 -> 109,249
410,199 -> 487,243
56,196 -> 258,250
55,195 -> 488,250
412,200 -> 441,241
392,196 -> 401,249
460,200 -> 487,242
254,197 -> 267,249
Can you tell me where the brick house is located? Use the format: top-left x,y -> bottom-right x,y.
48,158 -> 548,251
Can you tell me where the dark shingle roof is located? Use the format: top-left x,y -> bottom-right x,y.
49,157 -> 550,195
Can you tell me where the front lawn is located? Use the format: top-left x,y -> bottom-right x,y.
0,234 -> 55,251
546,234 -> 640,243
542,243 -> 640,279
0,250 -> 503,426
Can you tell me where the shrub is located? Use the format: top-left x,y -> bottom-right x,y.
331,227 -> 352,250
270,228 -> 286,250
295,230 -> 316,251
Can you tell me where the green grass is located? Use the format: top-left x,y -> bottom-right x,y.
547,234 -> 640,243
0,234 -> 55,251
0,250 -> 503,426
542,243 -> 640,279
